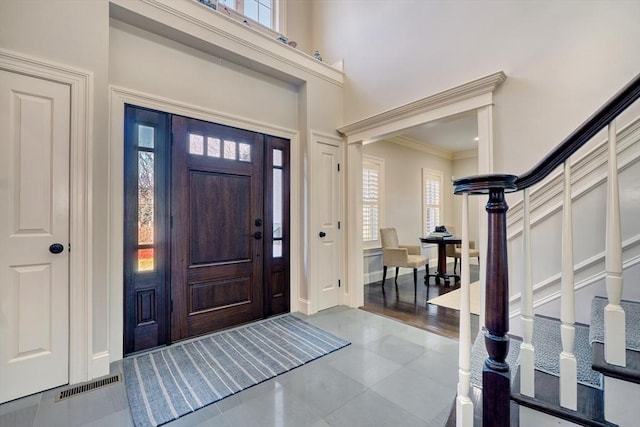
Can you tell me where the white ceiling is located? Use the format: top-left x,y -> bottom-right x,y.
401,111 -> 478,153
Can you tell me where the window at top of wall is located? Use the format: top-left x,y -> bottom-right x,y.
204,0 -> 276,31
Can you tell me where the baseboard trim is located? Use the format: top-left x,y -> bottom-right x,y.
91,351 -> 110,379
296,298 -> 311,315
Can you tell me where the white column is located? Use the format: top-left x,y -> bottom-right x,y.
560,162 -> 577,410
604,122 -> 626,367
519,188 -> 535,397
346,141 -> 364,309
476,106 -> 493,330
456,193 -> 473,427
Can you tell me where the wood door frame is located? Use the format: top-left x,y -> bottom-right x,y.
109,86 -> 300,361
0,50 -> 94,383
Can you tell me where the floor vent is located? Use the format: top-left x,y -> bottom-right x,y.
55,373 -> 122,401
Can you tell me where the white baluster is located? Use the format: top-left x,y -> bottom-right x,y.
605,122 -> 626,367
560,162 -> 577,410
520,188 -> 535,396
456,193 -> 473,427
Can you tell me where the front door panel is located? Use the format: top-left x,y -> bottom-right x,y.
171,116 -> 264,340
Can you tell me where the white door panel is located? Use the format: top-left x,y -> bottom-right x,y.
0,70 -> 70,403
312,137 -> 343,312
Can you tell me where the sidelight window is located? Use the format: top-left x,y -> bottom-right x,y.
124,105 -> 171,355
137,125 -> 156,271
272,148 -> 283,257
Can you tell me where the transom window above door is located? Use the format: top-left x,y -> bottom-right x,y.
188,134 -> 252,162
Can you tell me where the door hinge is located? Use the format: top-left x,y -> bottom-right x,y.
337,163 -> 340,172
171,299 -> 174,313
338,221 -> 341,230
338,279 -> 341,288
170,216 -> 173,228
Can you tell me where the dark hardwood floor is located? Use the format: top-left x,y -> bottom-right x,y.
361,263 -> 480,341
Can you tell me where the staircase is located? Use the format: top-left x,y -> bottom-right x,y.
448,73 -> 640,426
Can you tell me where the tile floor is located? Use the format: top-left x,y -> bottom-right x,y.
0,306 -> 460,427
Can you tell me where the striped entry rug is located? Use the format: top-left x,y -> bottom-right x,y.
123,315 -> 350,427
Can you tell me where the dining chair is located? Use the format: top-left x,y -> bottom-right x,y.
380,227 -> 429,297
444,225 -> 480,273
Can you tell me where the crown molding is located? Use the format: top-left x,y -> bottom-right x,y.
453,149 -> 478,160
388,135 -> 454,159
109,0 -> 343,86
337,71 -> 506,139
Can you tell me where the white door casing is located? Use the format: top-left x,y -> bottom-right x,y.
311,132 -> 343,312
0,70 -> 70,403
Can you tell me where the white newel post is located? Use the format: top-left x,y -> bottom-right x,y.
560,162 -> 577,410
520,188 -> 535,396
456,193 -> 473,427
604,122 -> 626,367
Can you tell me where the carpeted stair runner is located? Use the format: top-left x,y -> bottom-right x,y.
532,315 -> 602,389
589,296 -> 640,351
471,315 -> 602,390
470,332 -> 521,388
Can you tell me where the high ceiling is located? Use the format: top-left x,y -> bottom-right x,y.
401,111 -> 478,153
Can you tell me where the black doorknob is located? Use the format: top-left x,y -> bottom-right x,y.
253,231 -> 263,240
319,231 -> 326,238
49,243 -> 64,254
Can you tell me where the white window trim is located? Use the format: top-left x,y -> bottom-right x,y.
363,155 -> 385,249
422,168 -> 443,236
198,0 -> 284,35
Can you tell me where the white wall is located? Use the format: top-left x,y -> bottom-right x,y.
0,0 -> 111,359
285,0 -> 313,55
110,19 -> 299,129
363,140 -> 454,243
312,0 -> 640,177
1,0 -> 345,381
362,140 -> 454,280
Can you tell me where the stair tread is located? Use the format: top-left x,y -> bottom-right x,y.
533,314 -> 603,389
590,296 -> 640,351
470,331 -> 522,388
511,368 -> 616,427
591,342 -> 640,384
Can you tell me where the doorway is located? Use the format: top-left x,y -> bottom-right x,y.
123,106 -> 290,355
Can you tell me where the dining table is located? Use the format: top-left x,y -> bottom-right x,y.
419,235 -> 461,285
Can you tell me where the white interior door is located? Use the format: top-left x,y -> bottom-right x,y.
0,70 -> 70,403
312,135 -> 343,312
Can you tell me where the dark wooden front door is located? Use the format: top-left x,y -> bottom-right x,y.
124,107 -> 290,353
170,116 -> 264,340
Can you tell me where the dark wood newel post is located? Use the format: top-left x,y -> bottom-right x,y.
483,188 -> 511,426
453,173 -> 517,427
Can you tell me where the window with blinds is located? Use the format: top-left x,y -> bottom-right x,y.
363,156 -> 384,246
423,169 -> 443,236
